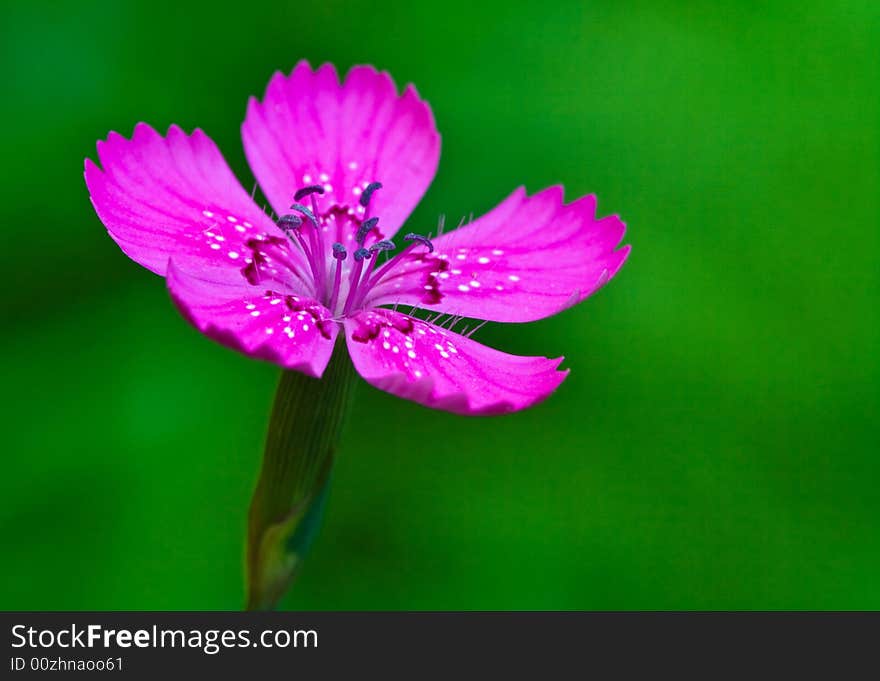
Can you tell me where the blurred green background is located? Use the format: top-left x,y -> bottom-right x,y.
1,0 -> 877,609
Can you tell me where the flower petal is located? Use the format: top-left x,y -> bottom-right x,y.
167,260 -> 338,377
344,308 -> 567,415
364,186 -> 630,322
85,122 -> 309,287
241,61 -> 440,244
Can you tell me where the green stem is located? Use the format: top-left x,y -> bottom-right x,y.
245,345 -> 356,610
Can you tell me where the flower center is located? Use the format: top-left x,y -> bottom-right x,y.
239,182 -> 435,318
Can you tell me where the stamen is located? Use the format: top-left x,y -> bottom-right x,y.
369,239 -> 395,253
356,217 -> 379,245
277,214 -> 303,231
359,182 -> 382,207
294,185 -> 326,201
290,202 -> 329,297
328,242 -> 347,313
256,181 -> 442,316
342,249 -> 371,316
404,233 -> 434,253
277,214 -> 310,258
362,242 -> 417,293
348,239 -> 397,310
282,227 -> 320,291
361,232 -> 434,302
289,203 -> 319,228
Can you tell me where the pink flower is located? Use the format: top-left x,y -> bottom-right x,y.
85,61 -> 629,415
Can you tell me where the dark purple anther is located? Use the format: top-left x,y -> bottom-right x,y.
289,202 -> 319,228
332,243 -> 348,260
353,247 -> 370,261
294,185 -> 326,201
356,217 -> 379,245
359,182 -> 382,207
369,239 -> 395,253
404,233 -> 434,253
278,214 -> 303,231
